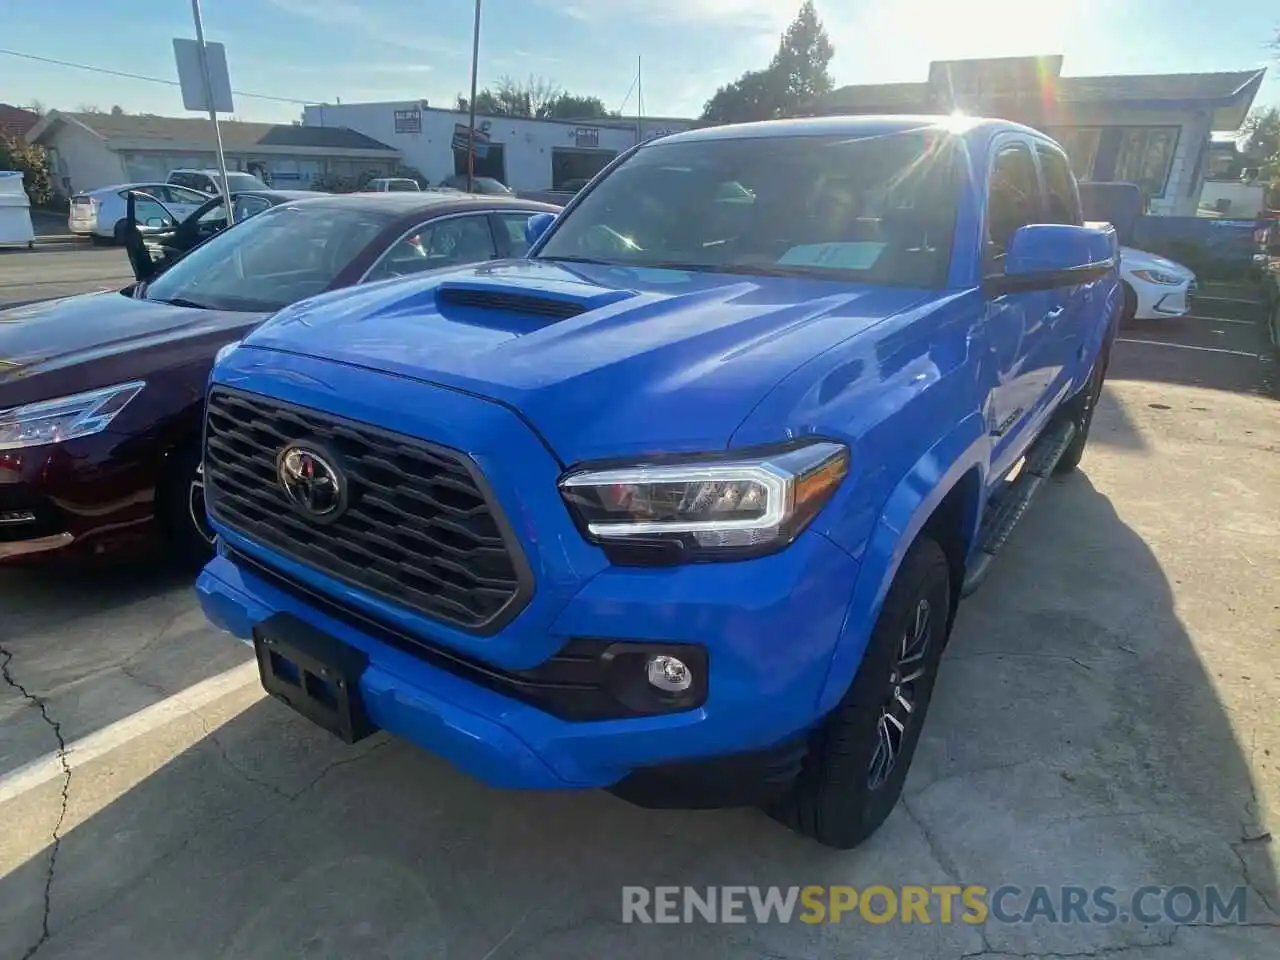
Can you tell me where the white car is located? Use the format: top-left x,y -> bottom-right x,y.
68,182 -> 210,244
167,169 -> 269,195
1119,246 -> 1197,321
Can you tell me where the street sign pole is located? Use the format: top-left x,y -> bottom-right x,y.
466,0 -> 482,193
190,0 -> 234,222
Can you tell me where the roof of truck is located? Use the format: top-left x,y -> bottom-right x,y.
654,115 -> 1027,145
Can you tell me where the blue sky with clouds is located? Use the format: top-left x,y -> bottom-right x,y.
1,0 -> 1276,124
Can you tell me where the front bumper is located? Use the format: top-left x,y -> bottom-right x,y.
0,432 -> 158,561
198,521 -> 860,793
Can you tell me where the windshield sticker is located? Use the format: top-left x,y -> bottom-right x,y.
778,243 -> 886,270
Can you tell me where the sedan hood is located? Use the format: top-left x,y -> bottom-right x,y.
242,259 -> 933,461
0,290 -> 264,401
1120,245 -> 1195,280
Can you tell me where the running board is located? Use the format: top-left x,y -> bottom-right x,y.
961,419 -> 1077,597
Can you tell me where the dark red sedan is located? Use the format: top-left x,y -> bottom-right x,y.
0,192 -> 558,564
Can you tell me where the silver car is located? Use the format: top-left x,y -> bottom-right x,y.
67,182 -> 210,243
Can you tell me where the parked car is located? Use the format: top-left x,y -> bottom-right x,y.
124,189 -> 324,272
365,177 -> 421,193
194,116 -> 1121,849
437,174 -> 514,196
68,182 -> 210,243
168,169 -> 269,195
0,193 -> 559,565
1118,246 -> 1197,321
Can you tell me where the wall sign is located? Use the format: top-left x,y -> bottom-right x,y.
394,108 -> 422,134
574,126 -> 599,148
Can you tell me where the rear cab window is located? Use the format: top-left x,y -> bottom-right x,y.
1035,143 -> 1083,226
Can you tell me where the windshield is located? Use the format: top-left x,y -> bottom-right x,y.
141,202 -> 391,312
537,129 -> 961,287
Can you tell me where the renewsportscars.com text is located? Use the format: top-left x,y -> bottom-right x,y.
621,885 -> 1249,925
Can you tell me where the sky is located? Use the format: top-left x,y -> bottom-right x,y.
1,0 -> 1277,126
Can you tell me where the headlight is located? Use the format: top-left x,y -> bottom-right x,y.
214,339 -> 242,365
1131,269 -> 1184,286
0,380 -> 145,451
559,440 -> 849,563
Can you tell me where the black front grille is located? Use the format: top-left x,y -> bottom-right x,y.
204,387 -> 532,633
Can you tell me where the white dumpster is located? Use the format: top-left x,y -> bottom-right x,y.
0,171 -> 36,249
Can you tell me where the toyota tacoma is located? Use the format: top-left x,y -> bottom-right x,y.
196,116 -> 1120,849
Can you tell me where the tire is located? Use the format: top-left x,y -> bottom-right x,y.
1120,282 -> 1138,323
769,537 -> 951,849
158,444 -> 216,566
1054,347 -> 1108,475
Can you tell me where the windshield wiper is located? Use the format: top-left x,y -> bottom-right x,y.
147,296 -> 211,310
537,255 -> 616,266
635,260 -> 824,279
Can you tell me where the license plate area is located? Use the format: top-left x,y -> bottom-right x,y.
252,613 -> 377,743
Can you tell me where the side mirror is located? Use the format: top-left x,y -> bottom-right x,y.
145,217 -> 167,228
989,223 -> 1118,295
525,212 -> 556,249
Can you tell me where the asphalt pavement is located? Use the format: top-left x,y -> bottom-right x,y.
0,277 -> 1277,960
0,246 -> 135,311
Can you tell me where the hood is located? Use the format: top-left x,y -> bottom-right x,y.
241,259 -> 934,461
0,291 -> 263,398
1120,245 -> 1195,280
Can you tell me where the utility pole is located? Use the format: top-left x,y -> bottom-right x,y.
466,0 -> 482,192
190,0 -> 234,222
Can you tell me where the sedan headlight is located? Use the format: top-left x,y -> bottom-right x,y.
0,380 -> 145,451
1131,269 -> 1184,286
559,440 -> 849,563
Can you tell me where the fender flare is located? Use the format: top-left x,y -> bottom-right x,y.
815,411 -> 988,714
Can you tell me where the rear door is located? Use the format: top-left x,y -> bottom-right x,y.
1032,142 -> 1090,415
982,137 -> 1056,482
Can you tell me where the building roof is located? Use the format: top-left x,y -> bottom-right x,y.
29,110 -> 399,155
824,65 -> 1267,131
0,104 -> 40,142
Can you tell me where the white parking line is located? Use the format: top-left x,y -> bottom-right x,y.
1116,338 -> 1261,359
0,660 -> 261,806
1182,315 -> 1257,326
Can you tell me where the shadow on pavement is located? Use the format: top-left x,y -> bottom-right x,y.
0,472 -> 1274,959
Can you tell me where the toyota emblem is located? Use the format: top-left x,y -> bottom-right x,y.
277,444 -> 346,519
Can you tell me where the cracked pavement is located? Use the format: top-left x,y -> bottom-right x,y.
1,288 -> 1278,959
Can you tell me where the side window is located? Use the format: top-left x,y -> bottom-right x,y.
364,215 -> 497,282
1036,145 -> 1082,226
167,173 -> 189,189
234,196 -> 272,220
986,142 -> 1042,262
134,196 -> 174,226
498,213 -> 535,256
170,185 -> 210,205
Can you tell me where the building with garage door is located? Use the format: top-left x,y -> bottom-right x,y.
303,100 -> 695,193
25,110 -> 401,196
817,56 -> 1268,217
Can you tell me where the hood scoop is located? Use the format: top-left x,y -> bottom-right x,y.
435,278 -> 638,322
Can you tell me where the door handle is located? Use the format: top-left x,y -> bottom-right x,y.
1045,306 -> 1065,323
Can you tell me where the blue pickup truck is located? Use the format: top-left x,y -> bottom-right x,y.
196,116 -> 1121,849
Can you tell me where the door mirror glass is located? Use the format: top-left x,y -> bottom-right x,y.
524,212 -> 556,249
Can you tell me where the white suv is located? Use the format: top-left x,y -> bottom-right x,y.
167,169 -> 269,195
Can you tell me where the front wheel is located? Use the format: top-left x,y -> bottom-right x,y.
159,444 -> 216,566
769,537 -> 951,849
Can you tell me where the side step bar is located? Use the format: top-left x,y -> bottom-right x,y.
961,419 -> 1077,597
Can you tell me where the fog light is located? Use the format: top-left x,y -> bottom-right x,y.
646,654 -> 692,693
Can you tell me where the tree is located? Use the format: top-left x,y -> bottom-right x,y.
1241,106 -> 1279,165
0,133 -> 55,205
110,105 -> 125,116
456,75 -> 617,120
699,1 -> 834,125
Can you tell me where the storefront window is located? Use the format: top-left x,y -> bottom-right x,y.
1043,127 -> 1102,180
1113,126 -> 1179,199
